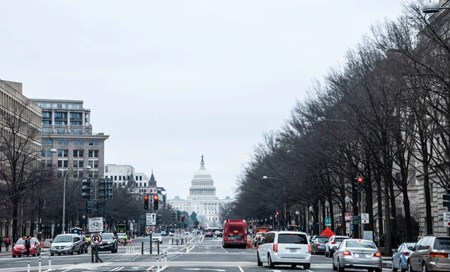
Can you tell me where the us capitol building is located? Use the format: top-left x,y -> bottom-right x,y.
168,156 -> 232,227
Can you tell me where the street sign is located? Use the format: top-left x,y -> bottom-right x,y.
146,226 -> 155,234
325,217 -> 331,227
88,217 -> 104,233
146,213 -> 156,226
91,233 -> 103,245
361,213 -> 370,224
444,212 -> 450,227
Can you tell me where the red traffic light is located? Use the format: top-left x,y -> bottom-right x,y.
153,195 -> 159,201
144,195 -> 149,201
356,176 -> 363,184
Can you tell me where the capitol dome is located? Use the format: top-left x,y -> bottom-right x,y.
188,156 -> 217,199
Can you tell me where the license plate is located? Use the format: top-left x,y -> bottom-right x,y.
290,248 -> 297,253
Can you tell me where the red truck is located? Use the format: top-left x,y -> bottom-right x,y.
222,219 -> 248,248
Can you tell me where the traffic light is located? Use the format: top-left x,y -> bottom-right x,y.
144,195 -> 149,210
181,215 -> 185,222
153,195 -> 159,210
443,191 -> 450,210
106,179 -> 113,200
82,179 -> 91,200
356,176 -> 364,184
98,178 -> 106,199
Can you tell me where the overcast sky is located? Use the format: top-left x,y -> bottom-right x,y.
1,0 -> 408,199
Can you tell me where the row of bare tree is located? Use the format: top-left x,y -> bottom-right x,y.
230,1 -> 450,255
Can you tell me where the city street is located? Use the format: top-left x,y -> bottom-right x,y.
0,235 -> 392,272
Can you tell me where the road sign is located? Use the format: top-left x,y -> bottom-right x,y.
88,217 -> 104,232
146,226 -> 155,234
444,212 -> 450,227
361,213 -> 369,224
91,233 -> 103,245
146,213 -> 156,226
325,217 -> 331,226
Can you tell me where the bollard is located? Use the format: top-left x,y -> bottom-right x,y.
141,241 -> 144,255
171,238 -> 174,245
48,255 -> 52,271
39,255 -> 42,272
156,255 -> 160,271
176,239 -> 179,245
91,246 -> 94,263
27,257 -> 30,272
157,241 -> 160,254
164,251 -> 168,268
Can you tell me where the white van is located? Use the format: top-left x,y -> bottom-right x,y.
257,231 -> 311,269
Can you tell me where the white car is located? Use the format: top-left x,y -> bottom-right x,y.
325,235 -> 349,257
257,231 -> 311,269
152,233 -> 163,244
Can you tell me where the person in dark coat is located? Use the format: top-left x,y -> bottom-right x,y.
25,236 -> 31,257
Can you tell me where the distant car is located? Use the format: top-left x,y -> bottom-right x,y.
152,233 -> 163,244
253,232 -> 267,247
169,232 -> 175,236
332,238 -> 382,272
257,231 -> 311,269
97,233 -> 118,253
311,236 -> 328,255
214,230 -> 223,237
161,231 -> 167,236
392,242 -> 415,272
205,232 -> 213,238
50,234 -> 84,256
407,236 -> 450,272
12,237 -> 41,257
325,235 -> 349,257
116,232 -> 128,244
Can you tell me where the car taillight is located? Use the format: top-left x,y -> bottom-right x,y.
308,245 -> 312,253
403,251 -> 410,256
331,241 -> 336,244
374,252 -> 382,257
343,250 -> 352,256
430,252 -> 448,258
273,243 -> 278,253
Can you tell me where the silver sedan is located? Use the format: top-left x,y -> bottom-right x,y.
332,239 -> 382,272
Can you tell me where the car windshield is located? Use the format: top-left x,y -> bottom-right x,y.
434,238 -> 450,250
117,233 -> 126,237
53,235 -> 73,243
16,239 -> 25,245
103,233 -> 114,239
278,234 -> 308,244
406,243 -> 415,250
316,237 -> 328,243
335,237 -> 348,242
153,233 -> 162,237
346,241 -> 376,249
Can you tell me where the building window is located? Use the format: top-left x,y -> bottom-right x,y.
73,149 -> 84,158
58,149 -> 69,157
73,160 -> 84,168
73,140 -> 84,145
88,150 -> 99,158
57,160 -> 68,168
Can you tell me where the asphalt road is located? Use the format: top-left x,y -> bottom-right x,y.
0,235 -> 393,272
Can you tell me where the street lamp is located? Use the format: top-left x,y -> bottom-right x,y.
50,148 -> 69,234
262,176 -> 286,230
423,1 -> 450,13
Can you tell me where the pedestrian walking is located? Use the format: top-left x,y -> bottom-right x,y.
4,236 -> 11,251
25,236 -> 31,257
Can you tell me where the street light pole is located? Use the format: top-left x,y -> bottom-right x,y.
62,171 -> 69,234
262,176 -> 286,230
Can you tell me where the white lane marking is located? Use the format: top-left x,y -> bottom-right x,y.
238,266 -> 245,272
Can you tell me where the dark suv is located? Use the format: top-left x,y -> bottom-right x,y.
97,233 -> 118,253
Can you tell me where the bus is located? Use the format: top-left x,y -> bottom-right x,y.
222,219 -> 248,248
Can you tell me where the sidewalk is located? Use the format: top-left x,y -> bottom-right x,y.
0,245 -> 12,256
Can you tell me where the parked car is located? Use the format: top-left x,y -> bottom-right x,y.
311,235 -> 328,255
325,235 -> 349,257
152,233 -> 163,244
257,231 -> 311,269
392,242 -> 415,272
332,238 -> 382,272
50,234 -> 84,256
97,233 -> 118,253
204,231 -> 213,238
407,236 -> 450,272
12,237 -> 41,257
